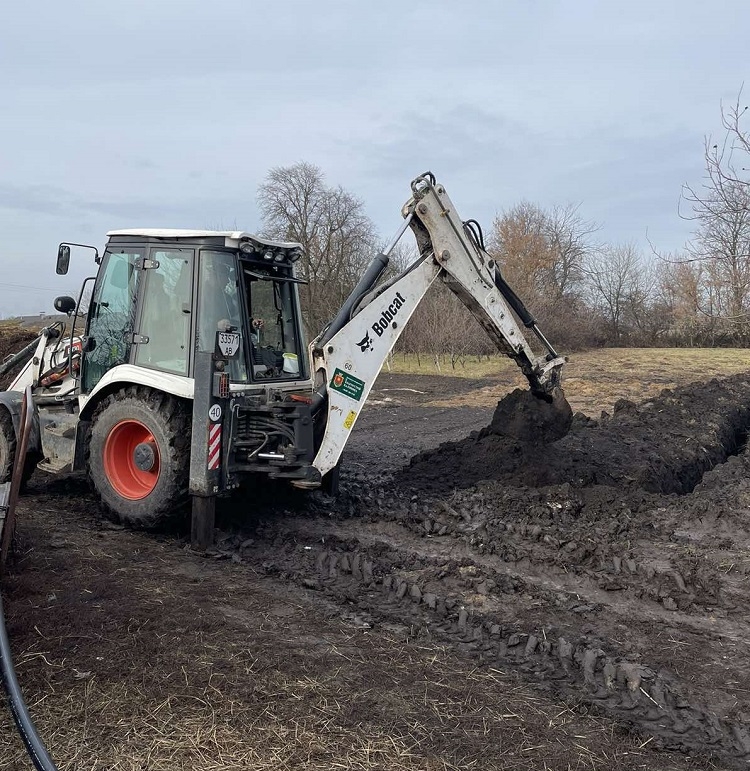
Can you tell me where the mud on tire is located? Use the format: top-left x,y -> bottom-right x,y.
87,387 -> 190,528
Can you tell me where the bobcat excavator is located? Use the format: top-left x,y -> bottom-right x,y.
0,172 -> 568,769
0,171 -> 566,537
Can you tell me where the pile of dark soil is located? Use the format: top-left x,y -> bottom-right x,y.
0,328 -> 39,389
405,374 -> 750,496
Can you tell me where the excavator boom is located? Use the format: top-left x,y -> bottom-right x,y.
311,173 -> 566,477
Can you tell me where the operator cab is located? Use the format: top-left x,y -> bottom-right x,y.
83,230 -> 308,393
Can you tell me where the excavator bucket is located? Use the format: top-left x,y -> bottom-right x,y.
488,386 -> 573,445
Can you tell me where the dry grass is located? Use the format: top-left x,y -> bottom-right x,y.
0,509 -> 717,771
387,348 -> 750,380
0,639 -> 708,771
389,348 -> 750,416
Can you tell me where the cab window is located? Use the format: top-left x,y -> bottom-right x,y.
197,251 -> 248,381
243,265 -> 303,380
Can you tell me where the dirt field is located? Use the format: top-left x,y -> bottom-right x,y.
3,349 -> 750,769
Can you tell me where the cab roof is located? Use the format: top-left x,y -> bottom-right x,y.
105,229 -> 303,251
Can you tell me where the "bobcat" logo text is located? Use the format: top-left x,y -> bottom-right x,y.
372,292 -> 406,337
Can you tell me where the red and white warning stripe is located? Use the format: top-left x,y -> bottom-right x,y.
208,424 -> 222,470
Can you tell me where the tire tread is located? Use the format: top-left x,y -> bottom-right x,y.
86,387 -> 190,528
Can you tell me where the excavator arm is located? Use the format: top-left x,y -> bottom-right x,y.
310,172 -> 566,477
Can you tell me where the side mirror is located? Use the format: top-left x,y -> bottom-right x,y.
54,295 -> 76,316
56,244 -> 71,275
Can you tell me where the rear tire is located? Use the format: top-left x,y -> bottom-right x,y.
0,411 -> 17,484
87,388 -> 190,528
0,409 -> 36,491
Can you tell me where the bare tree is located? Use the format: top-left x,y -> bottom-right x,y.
546,203 -> 600,299
488,201 -> 599,348
258,162 -> 378,336
489,202 -> 597,300
644,93 -> 750,346
706,90 -> 749,187
584,244 -> 654,344
489,202 -> 551,301
679,109 -> 750,342
652,258 -> 708,346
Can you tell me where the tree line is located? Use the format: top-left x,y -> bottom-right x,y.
257,97 -> 750,359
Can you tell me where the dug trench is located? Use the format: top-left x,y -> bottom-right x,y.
5,371 -> 750,768
404,377 -> 750,495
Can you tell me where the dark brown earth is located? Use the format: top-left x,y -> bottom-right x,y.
0,328 -> 39,389
4,367 -> 750,768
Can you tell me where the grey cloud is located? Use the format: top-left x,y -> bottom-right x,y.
1,0 -> 749,318
122,157 -> 159,171
354,110 -> 704,256
0,183 -> 72,217
0,182 -> 249,230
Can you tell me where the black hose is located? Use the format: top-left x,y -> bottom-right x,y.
0,337 -> 40,380
319,251 -> 391,347
0,589 -> 59,771
463,219 -> 486,251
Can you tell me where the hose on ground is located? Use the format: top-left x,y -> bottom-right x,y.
0,589 -> 59,771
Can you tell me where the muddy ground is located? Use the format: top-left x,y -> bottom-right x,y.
4,365 -> 750,768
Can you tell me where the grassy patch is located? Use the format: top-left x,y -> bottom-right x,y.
386,348 -> 750,417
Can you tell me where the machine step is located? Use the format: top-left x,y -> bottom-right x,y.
43,423 -> 75,439
36,457 -> 72,475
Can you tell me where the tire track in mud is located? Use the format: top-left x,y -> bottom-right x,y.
213,375 -> 750,767
352,481 -> 728,616
229,513 -> 750,766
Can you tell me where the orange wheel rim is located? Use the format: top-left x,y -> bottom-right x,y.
103,420 -> 160,500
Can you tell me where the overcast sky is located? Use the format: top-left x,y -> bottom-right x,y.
1,0 -> 747,316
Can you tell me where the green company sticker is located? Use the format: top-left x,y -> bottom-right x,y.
330,368 -> 365,401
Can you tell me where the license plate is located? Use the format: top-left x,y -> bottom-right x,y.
217,331 -> 241,358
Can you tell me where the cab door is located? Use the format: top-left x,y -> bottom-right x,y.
81,248 -> 142,393
133,248 -> 194,376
